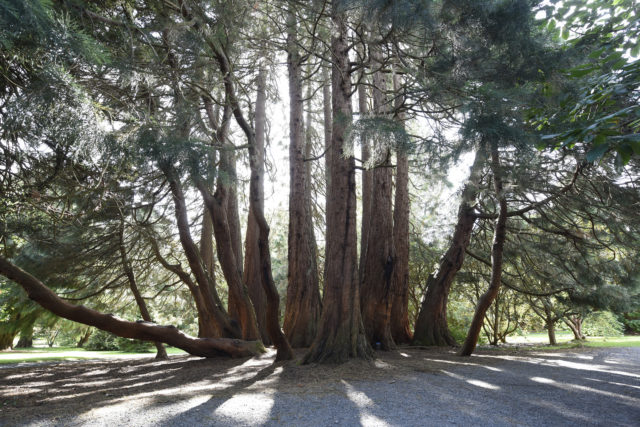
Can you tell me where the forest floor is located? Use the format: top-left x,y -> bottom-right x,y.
0,346 -> 638,426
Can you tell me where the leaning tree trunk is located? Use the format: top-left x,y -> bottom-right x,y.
283,9 -> 321,348
360,43 -> 396,350
412,145 -> 486,346
119,221 -> 167,359
303,5 -> 372,364
164,165 -> 241,339
460,143 -> 507,357
390,71 -> 412,344
0,256 -> 264,358
242,69 -> 271,345
564,315 -> 585,340
213,45 -> 293,361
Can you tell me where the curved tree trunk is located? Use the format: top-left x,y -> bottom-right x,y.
460,143 -> 507,357
212,45 -> 293,361
390,72 -> 412,345
283,9 -> 321,348
242,70 -> 271,345
303,5 -> 372,364
412,146 -> 486,346
0,256 -> 265,358
164,166 -> 241,339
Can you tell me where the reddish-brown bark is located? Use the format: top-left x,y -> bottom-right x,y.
412,146 -> 486,346
0,256 -> 264,358
283,10 -> 321,348
303,5 -> 372,364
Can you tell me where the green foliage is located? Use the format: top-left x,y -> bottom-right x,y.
533,0 -> 640,166
85,329 -> 153,352
583,311 -> 625,337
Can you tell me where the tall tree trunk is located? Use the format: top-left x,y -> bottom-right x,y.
164,165 -> 241,339
460,143 -> 507,357
390,71 -> 412,344
283,9 -> 321,348
119,221 -> 167,359
323,64 -> 332,191
0,256 -> 265,358
213,46 -> 293,361
242,70 -> 271,345
358,78 -> 372,279
221,150 -> 246,323
360,43 -> 396,350
303,5 -> 372,364
412,146 -> 486,346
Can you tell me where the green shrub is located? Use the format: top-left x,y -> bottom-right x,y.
84,329 -> 153,352
621,311 -> 640,333
583,311 -> 624,337
85,329 -> 119,351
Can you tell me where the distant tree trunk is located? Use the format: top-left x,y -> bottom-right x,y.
303,5 -> 372,363
323,64 -> 332,189
76,327 -> 92,348
460,143 -> 507,357
390,72 -> 412,344
118,221 -> 168,359
413,146 -> 486,346
360,44 -> 396,350
0,256 -> 264,358
564,315 -> 585,340
242,69 -> 271,345
15,323 -> 34,348
283,9 -> 321,348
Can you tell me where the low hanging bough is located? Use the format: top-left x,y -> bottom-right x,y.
0,256 -> 265,358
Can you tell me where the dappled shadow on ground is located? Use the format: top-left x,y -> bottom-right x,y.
0,346 -> 639,426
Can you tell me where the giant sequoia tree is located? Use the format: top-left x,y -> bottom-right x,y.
1,0 -> 638,364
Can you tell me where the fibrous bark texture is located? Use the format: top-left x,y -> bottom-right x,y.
0,256 -> 264,358
360,42 -> 397,350
412,146 -> 486,346
283,11 -> 321,348
242,70 -> 271,345
390,150 -> 412,344
303,6 -> 372,364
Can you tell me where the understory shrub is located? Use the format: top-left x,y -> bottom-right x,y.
583,311 -> 624,337
85,329 -> 153,352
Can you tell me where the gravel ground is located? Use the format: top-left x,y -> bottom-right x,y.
1,346 -> 638,426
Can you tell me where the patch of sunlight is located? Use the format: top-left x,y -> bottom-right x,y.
374,359 -> 392,368
531,377 -> 640,407
585,377 -> 640,391
342,381 -> 394,427
531,376 -> 555,384
399,352 -> 410,358
440,370 -> 500,390
212,390 -> 276,425
422,357 -> 503,372
603,359 -> 621,365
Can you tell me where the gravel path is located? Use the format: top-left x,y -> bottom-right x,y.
1,347 -> 638,426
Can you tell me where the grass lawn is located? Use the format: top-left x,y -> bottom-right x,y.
506,332 -> 640,350
0,346 -> 186,364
